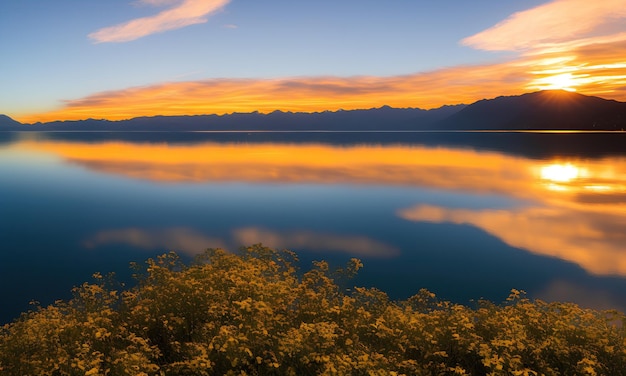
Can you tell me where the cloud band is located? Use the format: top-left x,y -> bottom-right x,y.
89,0 -> 230,43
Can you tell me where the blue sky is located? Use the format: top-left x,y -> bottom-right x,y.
1,0 -> 625,122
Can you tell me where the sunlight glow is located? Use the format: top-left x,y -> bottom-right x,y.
585,185 -> 611,192
532,73 -> 578,91
540,164 -> 580,182
545,183 -> 570,192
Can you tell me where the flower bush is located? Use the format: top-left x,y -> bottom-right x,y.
1,244 -> 625,375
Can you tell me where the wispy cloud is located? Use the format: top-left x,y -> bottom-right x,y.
136,0 -> 181,6
89,0 -> 230,43
462,0 -> 626,52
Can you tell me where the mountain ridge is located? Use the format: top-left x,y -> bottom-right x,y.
438,90 -> 626,130
0,114 -> 22,128
2,90 -> 625,131
1,105 -> 465,131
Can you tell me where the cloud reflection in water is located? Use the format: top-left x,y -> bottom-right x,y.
85,227 -> 399,258
14,139 -> 626,278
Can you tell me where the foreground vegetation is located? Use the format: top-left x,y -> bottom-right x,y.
2,245 -> 625,375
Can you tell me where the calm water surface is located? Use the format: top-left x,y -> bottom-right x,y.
1,131 -> 625,323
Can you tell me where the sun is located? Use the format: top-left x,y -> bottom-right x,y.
533,72 -> 578,92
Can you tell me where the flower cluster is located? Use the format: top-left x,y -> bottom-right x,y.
1,244 -> 625,375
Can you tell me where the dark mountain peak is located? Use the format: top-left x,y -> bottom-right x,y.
532,89 -> 577,97
439,90 -> 626,130
268,110 -> 287,115
519,90 -> 612,107
0,114 -> 21,127
472,90 -> 574,105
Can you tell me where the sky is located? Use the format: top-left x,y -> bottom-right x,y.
1,0 -> 626,123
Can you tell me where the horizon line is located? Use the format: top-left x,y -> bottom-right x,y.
3,89 -> 611,124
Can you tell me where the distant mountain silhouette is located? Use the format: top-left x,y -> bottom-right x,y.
2,90 -> 625,131
0,114 -> 21,128
5,105 -> 464,131
438,90 -> 626,130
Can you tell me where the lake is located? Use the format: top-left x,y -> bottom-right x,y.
1,131 -> 625,324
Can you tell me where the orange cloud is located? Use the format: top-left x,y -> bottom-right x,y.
462,0 -> 626,51
89,0 -> 230,43
462,0 -> 626,95
523,40 -> 626,94
18,65 -> 531,123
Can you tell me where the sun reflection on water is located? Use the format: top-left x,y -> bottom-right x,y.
540,163 -> 581,182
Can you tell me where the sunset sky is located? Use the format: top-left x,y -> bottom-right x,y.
2,0 -> 626,123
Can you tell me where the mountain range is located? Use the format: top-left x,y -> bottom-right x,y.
2,90 -> 625,131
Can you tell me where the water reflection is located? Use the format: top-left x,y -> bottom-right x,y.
12,138 -> 626,199
540,163 -> 581,183
232,227 -> 399,257
538,280 -> 626,313
398,156 -> 626,277
84,228 -> 227,255
2,132 -> 626,322
398,204 -> 626,276
85,227 -> 399,258
9,139 -> 555,199
11,138 -> 626,273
